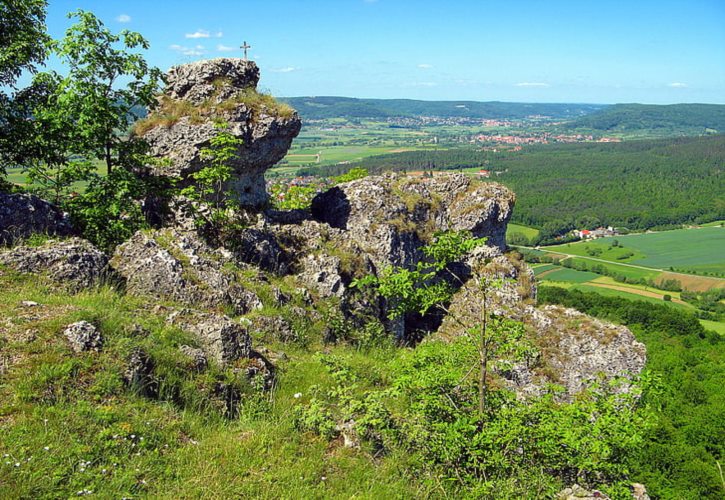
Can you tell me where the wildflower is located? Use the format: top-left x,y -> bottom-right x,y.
294,392 -> 302,399
43,446 -> 50,451
14,462 -> 20,467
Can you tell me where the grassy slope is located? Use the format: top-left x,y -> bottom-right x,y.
0,268 -> 422,498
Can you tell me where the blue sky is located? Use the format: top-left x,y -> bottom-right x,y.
42,0 -> 725,104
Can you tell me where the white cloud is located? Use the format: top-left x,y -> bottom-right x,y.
217,44 -> 235,52
515,82 -> 550,87
116,14 -> 131,23
668,82 -> 687,88
215,31 -> 224,38
271,67 -> 297,73
185,30 -> 210,39
170,44 -> 205,57
417,63 -> 433,69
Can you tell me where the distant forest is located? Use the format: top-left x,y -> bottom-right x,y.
566,103 -> 725,133
300,135 -> 725,232
280,96 -> 604,120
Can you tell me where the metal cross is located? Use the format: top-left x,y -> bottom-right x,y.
241,41 -> 251,61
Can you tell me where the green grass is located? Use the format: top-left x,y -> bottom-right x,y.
604,227 -> 725,274
507,223 -> 540,240
569,284 -> 691,310
700,319 -> 725,335
540,268 -> 601,283
0,269 -> 423,498
547,240 -> 645,263
548,227 -> 725,277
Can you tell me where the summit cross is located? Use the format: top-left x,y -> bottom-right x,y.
241,41 -> 251,61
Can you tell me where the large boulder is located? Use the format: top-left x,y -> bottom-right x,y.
137,58 -> 301,208
0,237 -> 111,291
111,228 -> 262,314
166,309 -> 252,366
0,193 -> 74,245
435,253 -> 646,401
310,173 -> 515,270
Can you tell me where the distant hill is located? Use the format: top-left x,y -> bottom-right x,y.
280,96 -> 605,120
566,103 -> 725,133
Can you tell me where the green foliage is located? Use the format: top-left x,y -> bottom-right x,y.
180,124 -> 243,231
296,338 -> 653,496
64,168 -> 163,251
538,285 -> 725,498
269,184 -> 319,210
567,103 -> 725,133
0,0 -> 51,87
48,10 -> 163,174
353,230 -> 486,319
333,167 -> 368,184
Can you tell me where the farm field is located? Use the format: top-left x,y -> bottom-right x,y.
506,223 -> 539,241
547,226 -> 725,276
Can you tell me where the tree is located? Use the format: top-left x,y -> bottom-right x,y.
353,230 -> 532,415
47,10 -> 163,175
0,0 -> 51,87
0,0 -> 52,183
180,123 -> 243,232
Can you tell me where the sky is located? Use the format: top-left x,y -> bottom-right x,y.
40,0 -> 725,104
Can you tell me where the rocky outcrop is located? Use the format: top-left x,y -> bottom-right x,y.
166,309 -> 252,366
310,173 -> 515,270
518,305 -> 647,398
0,238 -> 111,291
63,321 -> 103,353
138,58 -> 301,208
0,193 -> 74,245
436,253 -> 646,400
111,228 -> 262,314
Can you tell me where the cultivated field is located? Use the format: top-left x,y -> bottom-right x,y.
548,226 -> 725,277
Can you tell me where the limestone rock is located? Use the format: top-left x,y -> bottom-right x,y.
0,238 -> 111,292
124,348 -> 157,397
299,253 -> 345,299
165,58 -> 260,104
111,228 -> 262,314
558,484 -> 610,500
63,321 -> 102,353
310,173 -> 514,269
516,305 -> 647,398
166,309 -> 252,366
436,254 -> 645,400
138,58 -> 301,208
232,227 -> 289,273
179,345 -> 208,371
251,315 -> 297,342
0,193 -> 74,245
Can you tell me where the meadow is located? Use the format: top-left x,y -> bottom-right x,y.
547,226 -> 725,277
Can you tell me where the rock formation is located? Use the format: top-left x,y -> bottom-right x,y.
137,58 -> 301,208
0,193 -> 74,245
111,228 -> 262,314
0,237 -> 112,291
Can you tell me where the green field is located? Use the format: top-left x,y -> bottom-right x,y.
608,227 -> 725,274
547,226 -> 725,277
547,240 -> 645,263
701,319 -> 725,335
506,223 -> 539,241
540,268 -> 601,283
